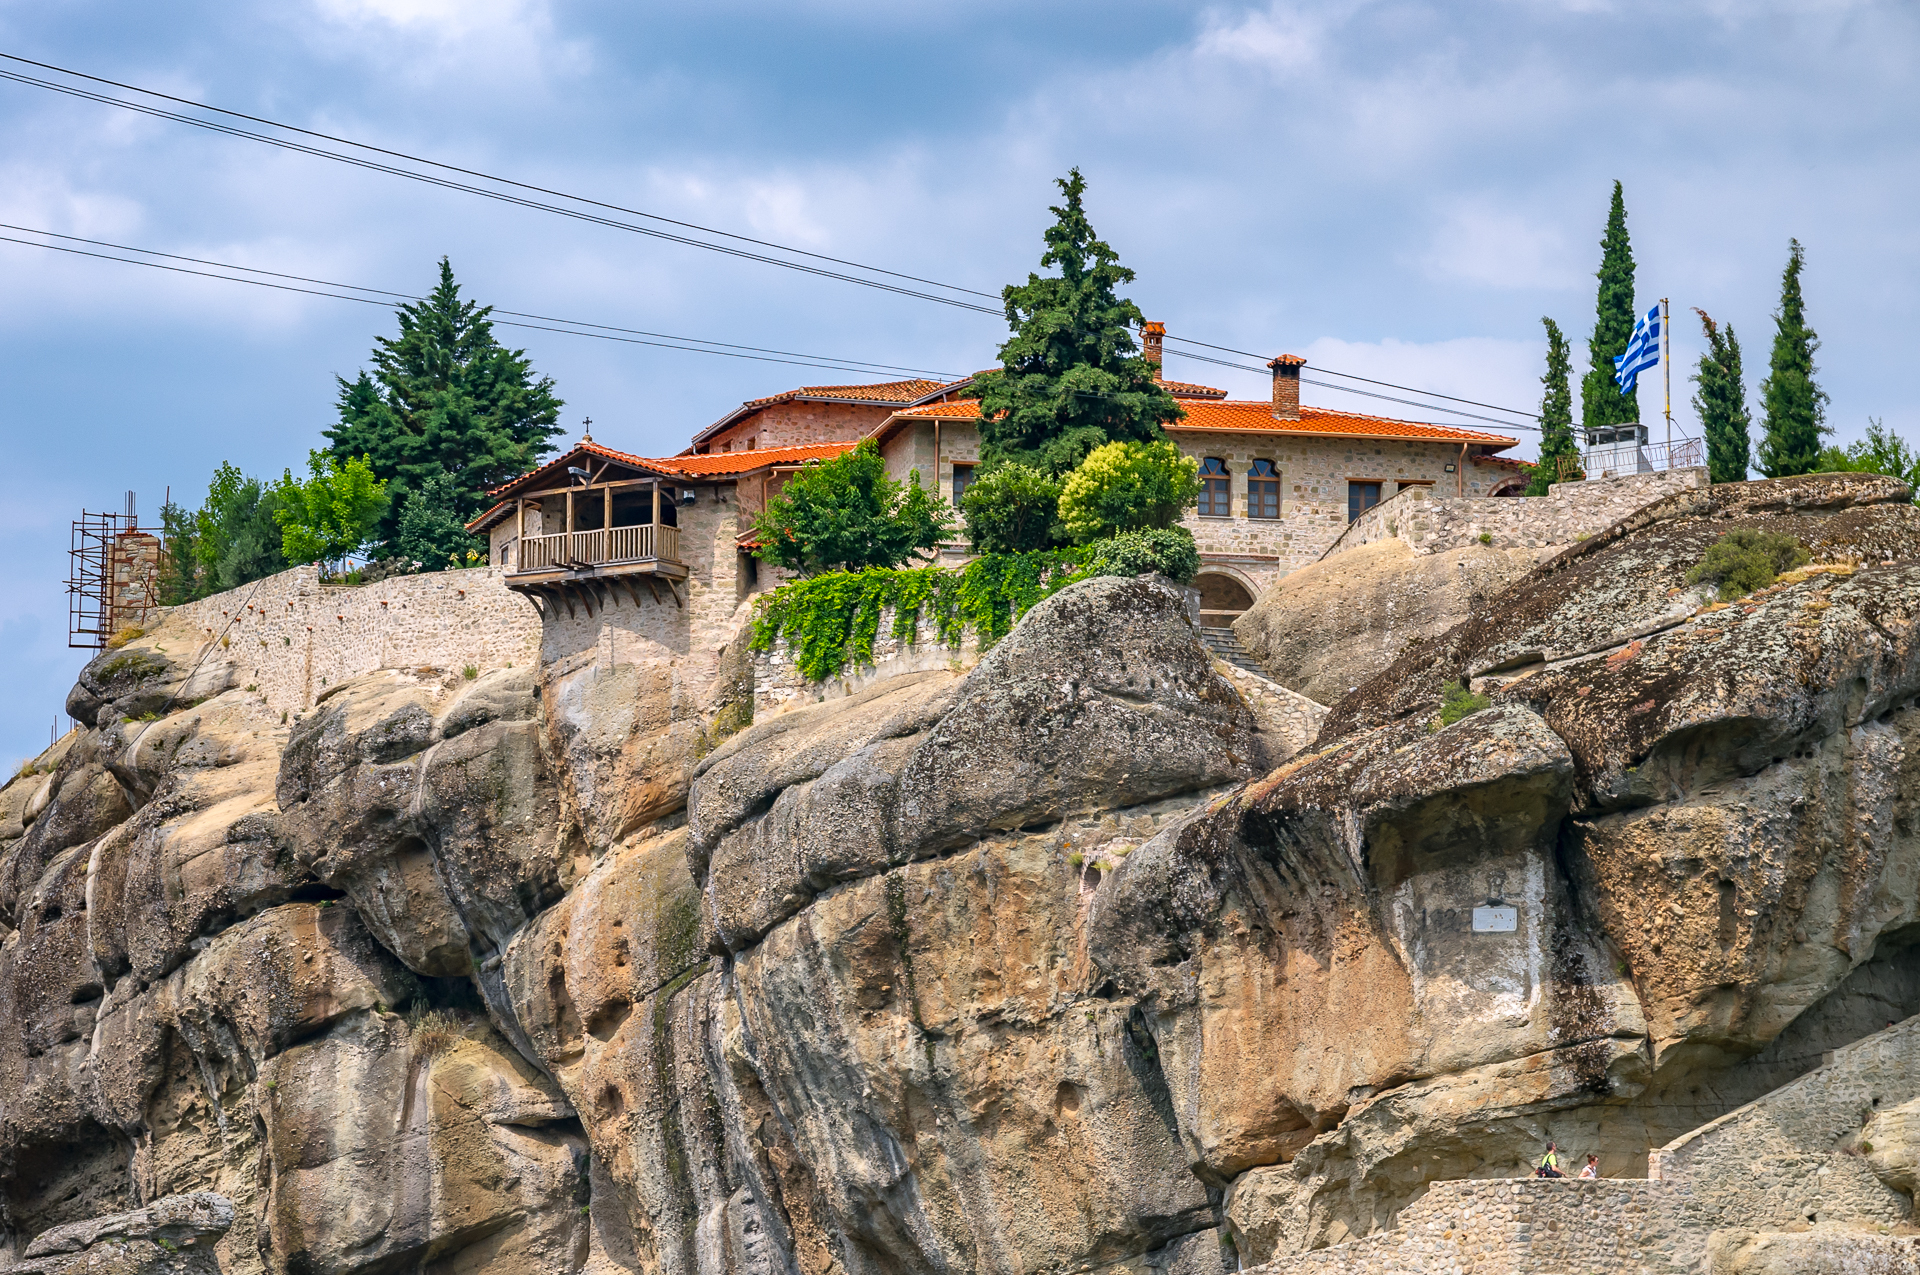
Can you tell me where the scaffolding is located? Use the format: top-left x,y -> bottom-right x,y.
68,491 -> 158,649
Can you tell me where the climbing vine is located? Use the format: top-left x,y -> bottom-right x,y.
750,549 -> 1089,682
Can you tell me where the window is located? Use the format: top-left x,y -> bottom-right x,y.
952,463 -> 976,506
1247,459 -> 1280,519
1347,481 -> 1383,521
1198,458 -> 1231,517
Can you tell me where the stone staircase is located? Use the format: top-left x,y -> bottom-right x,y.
1199,625 -> 1264,676
1248,1014 -> 1920,1274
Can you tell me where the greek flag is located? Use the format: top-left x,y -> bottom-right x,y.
1613,302 -> 1661,391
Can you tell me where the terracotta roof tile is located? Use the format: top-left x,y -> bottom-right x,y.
1157,378 -> 1229,399
892,398 -> 1517,448
652,442 -> 854,476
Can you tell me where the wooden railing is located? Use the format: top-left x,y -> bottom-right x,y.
515,524 -> 680,572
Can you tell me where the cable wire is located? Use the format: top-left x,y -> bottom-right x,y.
0,57 -> 1006,316
1162,332 -> 1542,420
1162,347 -> 1534,434
0,228 -> 965,380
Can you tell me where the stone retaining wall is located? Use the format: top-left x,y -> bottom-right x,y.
750,603 -> 985,715
151,564 -> 542,716
1213,661 -> 1327,760
1650,1014 -> 1920,1232
1322,468 -> 1709,562
1249,1179 -> 1707,1275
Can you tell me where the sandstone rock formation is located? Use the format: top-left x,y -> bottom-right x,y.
11,477 -> 1920,1275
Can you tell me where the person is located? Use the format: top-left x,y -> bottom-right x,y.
1578,1154 -> 1599,1180
1534,1141 -> 1564,1178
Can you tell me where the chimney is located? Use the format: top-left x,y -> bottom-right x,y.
1268,354 -> 1304,421
1142,321 -> 1165,378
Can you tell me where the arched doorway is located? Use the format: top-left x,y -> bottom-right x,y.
1196,571 -> 1256,628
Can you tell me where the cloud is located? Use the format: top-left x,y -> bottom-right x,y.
1193,2 -> 1334,73
1419,200 -> 1584,290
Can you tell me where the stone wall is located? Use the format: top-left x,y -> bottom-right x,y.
1249,1179 -> 1707,1275
1322,467 -> 1709,563
151,564 -> 541,716
751,602 -> 984,716
1650,1013 -> 1920,1232
703,397 -> 899,453
1212,661 -> 1328,758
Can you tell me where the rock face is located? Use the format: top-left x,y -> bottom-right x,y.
13,480 -> 1920,1275
1233,538 -> 1541,702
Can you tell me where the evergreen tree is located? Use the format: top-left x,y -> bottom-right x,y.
1690,309 -> 1752,484
327,258 -> 565,548
971,170 -> 1184,474
1756,239 -> 1830,478
392,470 -> 488,570
1526,317 -> 1579,495
1581,181 -> 1640,434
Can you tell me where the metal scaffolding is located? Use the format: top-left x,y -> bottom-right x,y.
67,491 -> 150,649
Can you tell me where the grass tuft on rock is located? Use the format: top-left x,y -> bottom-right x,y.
1437,682 -> 1491,727
1687,529 -> 1810,601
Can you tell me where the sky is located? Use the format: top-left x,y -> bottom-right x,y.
2,0 -> 1916,763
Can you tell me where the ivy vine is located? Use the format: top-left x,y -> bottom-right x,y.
750,549 -> 1089,683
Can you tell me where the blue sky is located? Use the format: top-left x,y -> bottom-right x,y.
2,0 -> 1916,764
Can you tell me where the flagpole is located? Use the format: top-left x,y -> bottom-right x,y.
1662,297 -> 1672,454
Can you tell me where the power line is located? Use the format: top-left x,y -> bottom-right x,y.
1163,346 -> 1534,434
1162,332 -> 1542,420
0,227 -> 966,380
3,53 -> 1552,428
0,55 -> 1006,316
0,53 -> 1550,428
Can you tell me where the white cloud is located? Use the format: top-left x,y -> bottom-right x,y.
1419,199 -> 1583,290
1194,2 -> 1334,73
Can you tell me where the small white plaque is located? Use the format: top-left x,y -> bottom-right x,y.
1472,905 -> 1517,933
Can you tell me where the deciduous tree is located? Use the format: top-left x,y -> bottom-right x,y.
272,452 -> 391,568
1056,440 -> 1199,543
751,441 -> 954,575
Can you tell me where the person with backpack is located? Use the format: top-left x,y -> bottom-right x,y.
1534,1141 -> 1564,1178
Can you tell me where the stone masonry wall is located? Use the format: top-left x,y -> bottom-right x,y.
751,602 -> 984,716
1649,1013 -> 1920,1232
702,398 -> 898,453
1322,467 -> 1709,563
1249,1179 -> 1708,1275
153,564 -> 541,716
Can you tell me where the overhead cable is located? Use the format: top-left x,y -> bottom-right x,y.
0,55 -> 1006,316
0,227 -> 965,380
1162,332 -> 1542,420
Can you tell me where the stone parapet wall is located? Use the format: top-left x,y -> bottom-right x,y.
1323,467 -> 1709,563
151,564 -> 541,715
1650,1014 -> 1920,1232
1250,1179 -> 1707,1275
1212,661 -> 1327,759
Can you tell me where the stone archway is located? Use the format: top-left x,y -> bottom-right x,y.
1196,570 -> 1257,628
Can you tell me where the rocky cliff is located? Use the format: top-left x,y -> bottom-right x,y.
8,476 -> 1920,1275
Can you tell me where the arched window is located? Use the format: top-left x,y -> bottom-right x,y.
1198,457 -> 1231,518
1248,459 -> 1280,520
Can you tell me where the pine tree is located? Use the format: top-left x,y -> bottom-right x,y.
1581,181 -> 1640,434
1756,239 -> 1830,478
327,258 -> 564,548
1690,309 -> 1752,483
1526,317 -> 1579,495
971,170 -> 1184,474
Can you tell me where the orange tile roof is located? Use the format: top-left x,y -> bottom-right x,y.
685,377 -> 963,451
1157,378 -> 1228,399
653,442 -> 854,476
891,397 -> 1517,448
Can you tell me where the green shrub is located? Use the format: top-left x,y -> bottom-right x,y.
1438,682 -> 1491,726
751,440 -> 955,575
1687,529 -> 1810,600
1477,532 -> 1493,545
1057,440 -> 1199,542
462,664 -> 478,680
1086,527 -> 1199,584
960,464 -> 1064,553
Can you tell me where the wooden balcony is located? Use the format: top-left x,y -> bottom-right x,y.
506,524 -> 687,618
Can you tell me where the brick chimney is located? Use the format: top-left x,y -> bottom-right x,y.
1142,321 -> 1165,378
1268,354 -> 1304,421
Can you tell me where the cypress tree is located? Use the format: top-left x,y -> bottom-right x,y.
1581,181 -> 1640,435
1690,309 -> 1752,483
327,258 -> 565,548
1756,239 -> 1830,477
1527,317 -> 1579,495
972,169 -> 1184,475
